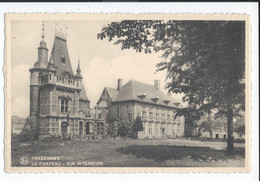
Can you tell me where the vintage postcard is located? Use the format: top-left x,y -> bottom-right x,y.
5,13 -> 251,173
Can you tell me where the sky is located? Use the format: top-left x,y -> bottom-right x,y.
11,20 -> 183,118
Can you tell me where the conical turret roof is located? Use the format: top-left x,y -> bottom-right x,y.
75,58 -> 83,79
49,36 -> 74,77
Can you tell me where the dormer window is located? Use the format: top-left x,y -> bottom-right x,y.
164,100 -> 170,105
138,92 -> 146,100
61,55 -> 66,64
152,95 -> 159,103
174,103 -> 180,107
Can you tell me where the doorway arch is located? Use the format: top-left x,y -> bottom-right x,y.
79,121 -> 83,135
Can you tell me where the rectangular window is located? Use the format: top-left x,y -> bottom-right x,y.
146,107 -> 149,117
167,114 -> 170,120
142,123 -> 146,134
149,123 -> 152,134
149,112 -> 153,118
61,99 -> 69,113
142,111 -> 146,117
98,113 -> 101,119
162,114 -> 165,119
128,113 -> 132,123
156,113 -> 159,119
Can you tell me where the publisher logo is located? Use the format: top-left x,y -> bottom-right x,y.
20,156 -> 29,166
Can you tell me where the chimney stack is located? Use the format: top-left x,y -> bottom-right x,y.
117,79 -> 122,91
154,80 -> 160,90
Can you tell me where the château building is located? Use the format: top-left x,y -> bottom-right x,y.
96,79 -> 185,139
29,24 -> 107,139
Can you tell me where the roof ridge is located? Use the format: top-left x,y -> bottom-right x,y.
105,86 -> 117,90
130,79 -> 155,87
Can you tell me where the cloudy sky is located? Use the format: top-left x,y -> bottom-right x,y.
11,20 -> 182,118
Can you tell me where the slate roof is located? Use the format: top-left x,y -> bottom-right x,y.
79,84 -> 90,102
113,80 -> 180,108
106,87 -> 118,101
49,36 -> 74,77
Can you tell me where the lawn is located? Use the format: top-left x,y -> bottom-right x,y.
11,137 -> 245,167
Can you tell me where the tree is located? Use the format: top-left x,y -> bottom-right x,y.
200,121 -> 213,137
236,125 -> 245,136
97,20 -> 245,154
132,116 -> 144,139
118,122 -> 131,137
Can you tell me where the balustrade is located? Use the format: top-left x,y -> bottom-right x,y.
39,73 -> 81,89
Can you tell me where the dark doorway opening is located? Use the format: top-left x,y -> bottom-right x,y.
61,121 -> 68,139
86,122 -> 90,135
79,121 -> 83,135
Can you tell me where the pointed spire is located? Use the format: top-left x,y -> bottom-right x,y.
41,21 -> 45,40
77,56 -> 81,73
49,57 -> 54,65
65,25 -> 68,38
75,56 -> 83,79
39,21 -> 47,49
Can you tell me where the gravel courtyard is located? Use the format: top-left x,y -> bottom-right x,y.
12,138 -> 245,167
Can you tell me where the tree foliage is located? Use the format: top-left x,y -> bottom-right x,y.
118,122 -> 131,137
98,20 -> 245,154
132,116 -> 144,139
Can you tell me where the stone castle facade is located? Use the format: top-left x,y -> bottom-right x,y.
29,25 -> 107,139
29,24 -> 184,140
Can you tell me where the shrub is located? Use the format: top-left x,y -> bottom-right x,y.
131,116 -> 144,139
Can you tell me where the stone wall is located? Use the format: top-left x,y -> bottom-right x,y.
107,101 -> 185,139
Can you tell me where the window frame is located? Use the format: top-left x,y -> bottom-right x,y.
61,98 -> 69,113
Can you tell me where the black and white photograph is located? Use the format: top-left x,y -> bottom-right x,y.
4,13 -> 251,172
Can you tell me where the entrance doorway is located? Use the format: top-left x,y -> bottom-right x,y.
86,122 -> 90,135
61,121 -> 68,138
79,122 -> 83,135
161,128 -> 165,138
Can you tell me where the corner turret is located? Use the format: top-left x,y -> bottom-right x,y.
29,22 -> 49,140
34,22 -> 48,69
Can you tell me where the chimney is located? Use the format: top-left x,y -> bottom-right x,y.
154,80 -> 160,90
117,79 -> 122,91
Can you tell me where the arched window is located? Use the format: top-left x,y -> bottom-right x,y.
79,121 -> 83,135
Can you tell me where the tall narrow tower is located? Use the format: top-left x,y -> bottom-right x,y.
29,22 -> 48,139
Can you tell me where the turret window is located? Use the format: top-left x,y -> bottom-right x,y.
60,56 -> 66,64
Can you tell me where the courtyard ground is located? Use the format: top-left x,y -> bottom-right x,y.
11,138 -> 245,167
